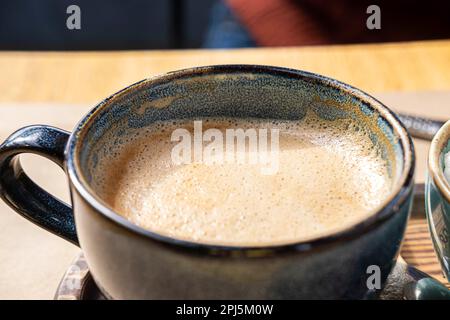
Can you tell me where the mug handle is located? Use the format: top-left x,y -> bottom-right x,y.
0,125 -> 79,246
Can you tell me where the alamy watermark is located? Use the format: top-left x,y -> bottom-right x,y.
60,264 -> 82,291
366,265 -> 381,290
171,121 -> 280,175
66,5 -> 81,30
366,5 -> 381,30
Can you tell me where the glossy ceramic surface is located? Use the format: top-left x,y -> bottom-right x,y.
0,65 -> 415,299
426,120 -> 450,279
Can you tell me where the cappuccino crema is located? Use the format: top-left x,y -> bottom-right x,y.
96,116 -> 392,246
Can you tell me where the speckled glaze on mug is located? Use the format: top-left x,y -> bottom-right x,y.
0,65 -> 415,299
426,120 -> 450,278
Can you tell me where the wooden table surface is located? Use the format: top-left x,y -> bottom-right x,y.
1,40 -> 450,104
1,40 -> 450,299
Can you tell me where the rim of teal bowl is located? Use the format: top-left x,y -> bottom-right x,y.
429,120 -> 450,203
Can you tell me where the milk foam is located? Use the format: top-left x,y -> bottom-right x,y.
95,116 -> 393,246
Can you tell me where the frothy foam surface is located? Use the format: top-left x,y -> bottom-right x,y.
94,117 -> 393,246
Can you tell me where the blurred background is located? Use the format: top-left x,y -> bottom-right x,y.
1,0 -> 450,50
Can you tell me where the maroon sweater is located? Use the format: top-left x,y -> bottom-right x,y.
226,0 -> 450,46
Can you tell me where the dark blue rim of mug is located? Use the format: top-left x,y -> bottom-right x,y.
429,120 -> 450,203
66,65 -> 415,253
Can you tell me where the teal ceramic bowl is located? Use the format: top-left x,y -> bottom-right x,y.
427,120 -> 450,278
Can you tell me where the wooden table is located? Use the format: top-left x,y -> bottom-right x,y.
1,40 -> 450,299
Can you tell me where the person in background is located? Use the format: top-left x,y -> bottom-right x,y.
204,0 -> 450,48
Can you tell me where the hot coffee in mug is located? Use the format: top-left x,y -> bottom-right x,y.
0,65 -> 415,299
95,116 -> 393,246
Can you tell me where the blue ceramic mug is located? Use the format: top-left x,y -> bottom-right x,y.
0,65 -> 415,299
427,121 -> 450,279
